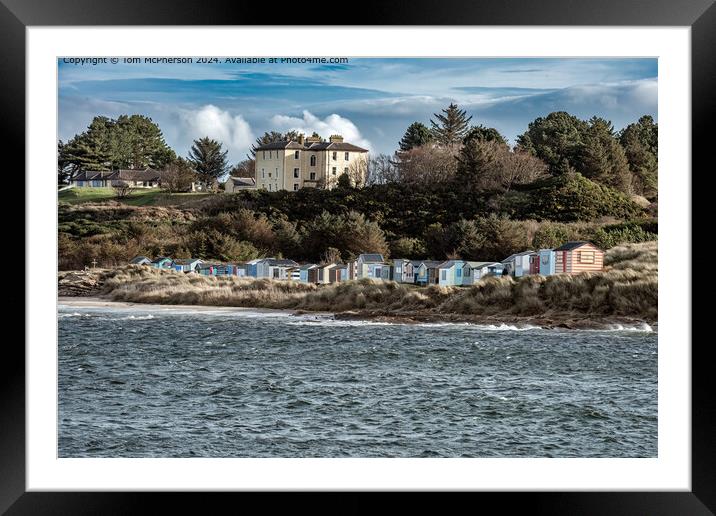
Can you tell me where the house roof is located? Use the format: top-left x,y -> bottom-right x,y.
553,241 -> 599,251
464,261 -> 499,268
299,264 -> 318,270
73,170 -> 114,181
254,140 -> 368,153
228,176 -> 256,187
437,260 -> 465,269
129,255 -> 150,264
173,258 -> 203,265
265,258 -> 299,267
415,260 -> 443,268
358,253 -> 385,263
151,256 -> 172,263
501,251 -> 534,263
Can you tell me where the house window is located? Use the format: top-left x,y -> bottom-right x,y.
344,152 -> 349,160
261,169 -> 265,179
344,167 -> 349,175
268,172 -> 272,178
441,270 -> 447,280
294,150 -> 300,159
293,183 -> 299,191
310,172 -> 316,180
332,167 -> 337,175
268,184 -> 272,191
578,251 -> 595,264
294,168 -> 300,178
457,268 -> 462,277
332,151 -> 337,160
262,151 -> 265,159
310,155 -> 316,166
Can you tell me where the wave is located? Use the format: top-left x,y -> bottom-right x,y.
603,323 -> 654,333
58,312 -> 92,318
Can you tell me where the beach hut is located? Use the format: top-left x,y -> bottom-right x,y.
258,258 -> 300,280
528,252 -> 541,275
463,261 -> 503,285
245,258 -> 263,278
299,264 -> 318,283
356,254 -> 386,279
538,249 -> 556,276
437,260 -> 466,286
129,255 -> 151,266
391,259 -> 415,283
198,263 -> 219,276
172,258 -> 203,273
501,251 -> 534,277
553,241 -> 605,274
286,267 -> 301,281
151,256 -> 174,269
317,263 -> 338,284
329,264 -> 349,283
414,260 -> 442,286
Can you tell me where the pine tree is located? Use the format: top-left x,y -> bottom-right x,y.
187,137 -> 229,190
399,122 -> 432,151
430,103 -> 472,147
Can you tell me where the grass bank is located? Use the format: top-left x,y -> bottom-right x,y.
59,187 -> 213,206
59,242 -> 657,328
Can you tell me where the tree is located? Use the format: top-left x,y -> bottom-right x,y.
399,122 -> 433,151
337,173 -> 352,189
395,145 -> 458,184
516,111 -> 589,175
249,130 -> 303,158
577,117 -> 632,194
366,153 -> 399,185
430,103 -> 472,147
320,247 -> 342,265
161,158 -> 197,193
58,115 -> 175,173
346,157 -> 368,188
229,159 -> 256,178
463,125 -> 507,146
112,180 -> 134,199
619,115 -> 658,199
187,137 -> 229,190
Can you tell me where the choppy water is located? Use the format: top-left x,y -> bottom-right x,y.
58,303 -> 657,457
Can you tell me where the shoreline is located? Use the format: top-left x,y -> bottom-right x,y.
58,296 -> 656,331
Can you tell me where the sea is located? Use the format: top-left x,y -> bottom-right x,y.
58,302 -> 657,458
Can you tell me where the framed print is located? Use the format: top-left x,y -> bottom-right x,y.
5,0 -> 714,512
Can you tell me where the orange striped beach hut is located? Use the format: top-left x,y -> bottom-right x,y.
553,241 -> 604,275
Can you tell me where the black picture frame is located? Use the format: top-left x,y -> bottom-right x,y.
5,0 -> 713,512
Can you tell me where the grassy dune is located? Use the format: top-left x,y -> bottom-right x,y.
65,241 -> 657,326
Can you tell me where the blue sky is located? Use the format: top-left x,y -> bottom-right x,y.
58,58 -> 657,163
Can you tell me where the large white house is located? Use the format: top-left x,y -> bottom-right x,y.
254,134 -> 368,192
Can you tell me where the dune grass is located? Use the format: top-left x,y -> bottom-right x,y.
84,242 -> 657,322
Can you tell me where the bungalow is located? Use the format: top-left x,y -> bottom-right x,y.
501,251 -> 534,277
414,260 -> 442,286
172,258 -> 203,273
257,258 -> 300,280
356,254 -> 387,280
70,170 -> 114,188
463,261 -> 504,285
391,259 -> 415,283
299,264 -> 319,283
129,255 -> 152,266
538,249 -> 556,276
70,168 -> 198,191
437,260 -> 466,287
224,176 -> 256,192
151,256 -> 174,269
553,241 -> 605,274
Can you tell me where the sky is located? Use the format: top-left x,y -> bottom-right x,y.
58,58 -> 657,164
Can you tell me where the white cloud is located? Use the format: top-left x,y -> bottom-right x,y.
180,105 -> 255,162
269,110 -> 373,151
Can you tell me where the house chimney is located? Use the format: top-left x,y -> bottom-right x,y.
329,134 -> 343,143
297,134 -> 304,145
